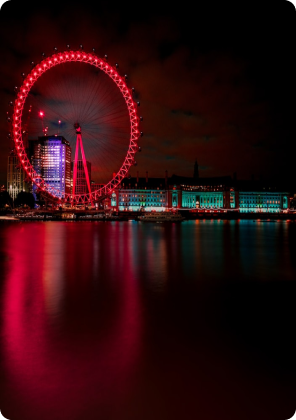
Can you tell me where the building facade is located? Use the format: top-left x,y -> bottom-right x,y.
29,136 -> 71,197
117,188 -> 168,211
104,174 -> 292,214
238,191 -> 289,213
7,150 -> 29,200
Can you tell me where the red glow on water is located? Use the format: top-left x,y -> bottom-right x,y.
1,221 -> 295,419
2,223 -> 142,419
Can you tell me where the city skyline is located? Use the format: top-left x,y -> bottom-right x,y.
0,2 -> 295,187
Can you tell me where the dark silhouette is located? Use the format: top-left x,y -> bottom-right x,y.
0,190 -> 13,208
193,159 -> 199,179
14,191 -> 35,209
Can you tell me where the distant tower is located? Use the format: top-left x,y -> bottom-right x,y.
193,159 -> 199,179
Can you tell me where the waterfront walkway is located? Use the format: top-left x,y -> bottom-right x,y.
1,209 -> 296,221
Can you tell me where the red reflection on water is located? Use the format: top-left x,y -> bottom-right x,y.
2,222 -> 142,420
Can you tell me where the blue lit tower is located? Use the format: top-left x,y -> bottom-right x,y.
29,136 -> 71,197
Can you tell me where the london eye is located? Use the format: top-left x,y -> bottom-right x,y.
10,47 -> 142,205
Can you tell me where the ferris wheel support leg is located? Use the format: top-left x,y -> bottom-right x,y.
78,134 -> 94,206
72,136 -> 80,205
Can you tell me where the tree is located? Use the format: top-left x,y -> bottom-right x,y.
0,191 -> 13,209
14,191 -> 35,209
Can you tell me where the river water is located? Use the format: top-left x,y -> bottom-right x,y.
0,220 -> 295,420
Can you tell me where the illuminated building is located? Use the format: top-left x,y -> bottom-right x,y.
118,189 -> 168,211
179,176 -> 232,209
229,189 -> 236,208
29,136 -> 71,197
113,173 -> 292,213
180,187 -> 290,213
9,148 -> 292,214
7,150 -> 29,200
235,178 -> 290,213
116,174 -> 292,213
238,192 -> 289,213
109,174 -> 169,211
182,188 -> 224,209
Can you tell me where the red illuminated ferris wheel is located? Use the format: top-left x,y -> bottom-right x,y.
10,46 -> 143,205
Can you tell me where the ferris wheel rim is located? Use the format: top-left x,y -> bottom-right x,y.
12,49 -> 141,204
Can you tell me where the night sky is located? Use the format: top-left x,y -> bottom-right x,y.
0,1 -> 295,186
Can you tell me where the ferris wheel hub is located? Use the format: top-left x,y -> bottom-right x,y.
74,122 -> 81,134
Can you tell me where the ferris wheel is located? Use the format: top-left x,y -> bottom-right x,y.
9,46 -> 143,205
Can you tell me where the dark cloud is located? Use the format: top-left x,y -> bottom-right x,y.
0,2 -> 295,185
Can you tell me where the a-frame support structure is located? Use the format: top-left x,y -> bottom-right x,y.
72,123 -> 93,205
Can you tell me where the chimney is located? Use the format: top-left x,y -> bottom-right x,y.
146,171 -> 148,183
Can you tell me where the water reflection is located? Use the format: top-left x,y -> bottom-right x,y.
2,222 -> 142,420
237,220 -> 296,281
0,220 -> 295,420
43,223 -> 66,317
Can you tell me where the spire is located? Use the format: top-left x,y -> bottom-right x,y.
193,159 -> 199,179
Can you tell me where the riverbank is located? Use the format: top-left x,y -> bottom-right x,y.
1,209 -> 296,222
